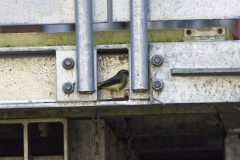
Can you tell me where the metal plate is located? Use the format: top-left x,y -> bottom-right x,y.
56,45 -> 149,102
56,50 -> 97,102
112,0 -> 240,22
150,41 -> 240,104
0,0 -> 108,25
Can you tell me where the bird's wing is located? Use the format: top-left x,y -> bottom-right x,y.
98,75 -> 122,88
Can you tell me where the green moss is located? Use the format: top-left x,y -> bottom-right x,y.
0,28 -> 233,47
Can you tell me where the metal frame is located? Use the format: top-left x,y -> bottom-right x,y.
56,50 -> 97,102
1,41 -> 240,107
0,118 -> 68,160
130,0 -> 149,92
75,0 -> 95,93
150,41 -> 240,104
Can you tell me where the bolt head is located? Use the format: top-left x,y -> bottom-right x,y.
152,79 -> 164,90
62,58 -> 74,69
62,82 -> 74,93
151,55 -> 163,66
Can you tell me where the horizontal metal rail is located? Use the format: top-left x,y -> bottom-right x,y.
171,68 -> 240,76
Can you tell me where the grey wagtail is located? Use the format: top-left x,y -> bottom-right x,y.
97,70 -> 129,91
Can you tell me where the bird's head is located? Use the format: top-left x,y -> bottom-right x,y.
118,69 -> 129,77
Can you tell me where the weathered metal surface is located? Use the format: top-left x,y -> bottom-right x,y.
0,46 -> 148,106
0,0 -> 108,25
171,68 -> 240,76
112,0 -> 240,22
2,41 -> 240,107
183,28 -> 226,42
150,41 -> 240,104
75,0 -> 95,93
56,50 -> 97,102
0,53 -> 56,101
130,0 -> 149,91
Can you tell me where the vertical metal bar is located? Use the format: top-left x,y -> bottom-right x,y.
63,120 -> 68,160
75,0 -> 95,93
23,122 -> 29,160
130,0 -> 149,91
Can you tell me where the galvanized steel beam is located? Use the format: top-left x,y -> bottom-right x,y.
75,0 -> 95,93
0,0 -> 108,25
130,0 -> 149,91
150,41 -> 240,104
112,0 -> 240,22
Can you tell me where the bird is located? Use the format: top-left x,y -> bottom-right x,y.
97,69 -> 129,91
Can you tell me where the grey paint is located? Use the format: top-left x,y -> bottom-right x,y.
75,0 -> 95,93
0,0 -> 108,25
130,0 -> 149,91
112,0 -> 240,22
150,41 -> 240,104
56,50 -> 97,102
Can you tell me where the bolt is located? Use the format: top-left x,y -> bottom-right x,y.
151,55 -> 163,66
186,29 -> 192,35
217,28 -> 223,34
152,79 -> 164,90
62,58 -> 74,69
62,82 -> 74,93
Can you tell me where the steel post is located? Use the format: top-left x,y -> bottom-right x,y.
75,0 -> 95,93
130,0 -> 149,91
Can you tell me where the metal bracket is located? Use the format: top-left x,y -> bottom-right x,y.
56,50 -> 97,102
150,41 -> 240,104
183,28 -> 226,42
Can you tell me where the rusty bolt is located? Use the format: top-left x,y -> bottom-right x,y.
217,28 -> 223,34
186,29 -> 192,35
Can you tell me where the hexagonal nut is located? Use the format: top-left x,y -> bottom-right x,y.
62,58 -> 74,69
152,79 -> 164,90
62,82 -> 74,93
151,55 -> 163,66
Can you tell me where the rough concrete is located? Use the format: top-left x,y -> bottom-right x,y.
225,134 -> 240,160
69,119 -> 139,160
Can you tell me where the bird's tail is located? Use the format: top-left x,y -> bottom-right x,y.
97,82 -> 104,90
